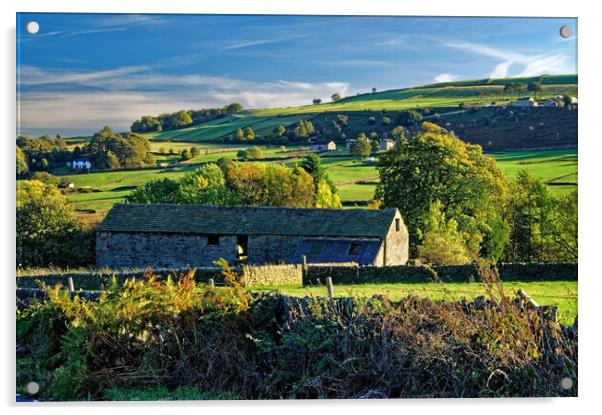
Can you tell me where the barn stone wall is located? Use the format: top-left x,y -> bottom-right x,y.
241,264 -> 303,286
96,232 -> 238,268
247,235 -> 305,264
382,211 -> 409,265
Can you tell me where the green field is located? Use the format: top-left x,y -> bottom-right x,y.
252,280 -> 578,325
56,147 -> 576,212
113,75 -> 577,144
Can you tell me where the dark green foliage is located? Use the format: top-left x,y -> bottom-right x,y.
16,271 -> 577,400
16,181 -> 95,267
376,125 -> 508,256
86,126 -> 154,169
396,109 -> 423,126
130,115 -> 162,133
180,149 -> 192,160
506,171 -> 577,262
16,135 -> 72,173
125,178 -> 181,204
16,146 -> 28,177
351,133 -> 371,157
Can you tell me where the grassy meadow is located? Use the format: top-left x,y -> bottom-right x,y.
59,146 -> 577,213
253,280 -> 578,325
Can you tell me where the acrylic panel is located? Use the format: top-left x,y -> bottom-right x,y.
16,13 -> 578,401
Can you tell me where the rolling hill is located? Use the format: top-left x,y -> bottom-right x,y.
139,74 -> 577,150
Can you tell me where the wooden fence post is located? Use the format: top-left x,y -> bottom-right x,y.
301,255 -> 307,284
326,277 -> 335,300
67,277 -> 75,293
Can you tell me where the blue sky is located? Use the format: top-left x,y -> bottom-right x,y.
16,13 -> 577,137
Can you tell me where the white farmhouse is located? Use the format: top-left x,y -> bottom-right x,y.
72,158 -> 92,170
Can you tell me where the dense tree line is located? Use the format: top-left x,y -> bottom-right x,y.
16,135 -> 72,174
376,122 -> 577,264
130,103 -> 244,133
126,155 -> 341,209
85,126 -> 155,169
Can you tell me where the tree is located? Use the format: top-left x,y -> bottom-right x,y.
191,147 -> 201,158
236,150 -> 249,160
30,171 -> 58,185
223,103 -> 243,114
299,153 -> 326,185
105,151 -> 121,169
181,149 -> 192,160
351,133 -> 372,158
381,116 -> 391,126
371,140 -> 380,154
17,180 -> 94,267
233,128 -> 244,140
372,87 -> 377,93
418,201 -> 472,264
396,109 -> 423,126
126,178 -> 182,204
368,117 -> 376,125
336,114 -> 348,126
244,127 -> 255,141
376,124 -> 508,255
166,111 -> 193,129
87,126 -> 153,169
247,147 -> 264,160
313,98 -> 322,105
503,83 -> 528,100
16,146 -> 28,177
390,126 -> 406,141
527,82 -> 543,99
505,170 -> 577,262
291,120 -> 314,139
331,93 -> 341,102
273,125 -> 286,138
131,115 -> 161,133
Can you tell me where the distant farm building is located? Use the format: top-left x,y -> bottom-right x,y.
380,138 -> 396,151
69,158 -> 92,170
96,204 -> 409,268
310,141 -> 336,152
509,97 -> 538,107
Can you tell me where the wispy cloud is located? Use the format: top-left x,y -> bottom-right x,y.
433,73 -> 460,83
222,34 -> 308,50
441,39 -> 572,78
18,64 -> 350,134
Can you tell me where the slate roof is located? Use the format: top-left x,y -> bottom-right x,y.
99,204 -> 398,238
293,238 -> 383,265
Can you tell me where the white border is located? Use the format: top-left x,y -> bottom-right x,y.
2,1 -> 600,414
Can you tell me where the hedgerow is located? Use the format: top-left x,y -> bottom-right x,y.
16,265 -> 577,400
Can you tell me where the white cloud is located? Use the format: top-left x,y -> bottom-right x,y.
489,60 -> 513,78
17,65 -> 351,135
433,73 -> 460,83
442,39 -> 574,79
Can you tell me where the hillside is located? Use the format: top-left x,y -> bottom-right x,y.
140,74 -> 577,150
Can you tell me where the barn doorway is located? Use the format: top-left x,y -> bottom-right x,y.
236,235 -> 248,262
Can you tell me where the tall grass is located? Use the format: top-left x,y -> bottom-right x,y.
16,265 -> 577,400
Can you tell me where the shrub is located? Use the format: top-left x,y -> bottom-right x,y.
16,268 -> 577,400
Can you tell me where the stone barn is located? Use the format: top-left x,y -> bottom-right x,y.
96,204 -> 409,268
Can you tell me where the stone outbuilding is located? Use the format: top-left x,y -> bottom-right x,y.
96,204 -> 409,269
310,141 -> 337,152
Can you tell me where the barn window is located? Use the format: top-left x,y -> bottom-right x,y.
395,218 -> 401,232
207,235 -> 219,246
348,242 -> 362,256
